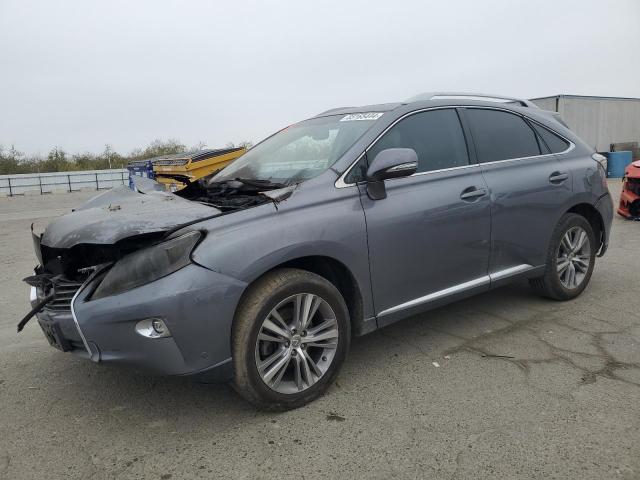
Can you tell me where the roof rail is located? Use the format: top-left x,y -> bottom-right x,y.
407,92 -> 539,109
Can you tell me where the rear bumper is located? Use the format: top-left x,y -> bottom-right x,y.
33,263 -> 247,381
596,192 -> 614,256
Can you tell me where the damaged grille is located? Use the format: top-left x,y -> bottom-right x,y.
42,277 -> 84,312
625,178 -> 640,196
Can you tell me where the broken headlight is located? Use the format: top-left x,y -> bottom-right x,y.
92,231 -> 201,300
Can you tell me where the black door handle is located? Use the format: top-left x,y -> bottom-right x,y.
460,186 -> 487,201
549,171 -> 569,184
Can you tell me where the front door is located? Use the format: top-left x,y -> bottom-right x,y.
360,108 -> 491,326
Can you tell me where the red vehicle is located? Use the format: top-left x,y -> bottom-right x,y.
618,159 -> 640,219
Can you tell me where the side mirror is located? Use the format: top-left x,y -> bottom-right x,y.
366,148 -> 418,200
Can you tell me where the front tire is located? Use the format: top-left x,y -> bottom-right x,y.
530,213 -> 596,301
232,268 -> 350,410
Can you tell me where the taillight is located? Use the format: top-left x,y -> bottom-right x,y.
592,153 -> 607,171
591,153 -> 609,190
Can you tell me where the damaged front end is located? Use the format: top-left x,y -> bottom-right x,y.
20,185 -> 218,318
618,160 -> 640,220
20,262 -> 107,355
19,177 -> 290,377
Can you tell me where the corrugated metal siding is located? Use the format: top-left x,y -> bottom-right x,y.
530,95 -> 640,152
561,97 -> 640,151
531,97 -> 557,112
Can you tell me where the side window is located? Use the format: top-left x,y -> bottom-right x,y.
466,109 -> 541,162
344,157 -> 367,183
531,122 -> 571,154
367,109 -> 469,174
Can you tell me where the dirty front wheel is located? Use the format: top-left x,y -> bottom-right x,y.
530,213 -> 596,301
232,268 -> 350,410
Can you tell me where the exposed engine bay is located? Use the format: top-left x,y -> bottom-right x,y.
176,177 -> 290,212
19,176 -> 294,332
34,176 -> 293,276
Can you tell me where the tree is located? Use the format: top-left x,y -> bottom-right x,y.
39,147 -> 71,172
226,140 -> 254,150
0,145 -> 21,175
0,137 -> 252,174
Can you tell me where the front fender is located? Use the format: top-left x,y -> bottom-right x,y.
189,183 -> 374,319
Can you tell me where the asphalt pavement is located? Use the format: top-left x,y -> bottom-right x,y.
0,181 -> 638,480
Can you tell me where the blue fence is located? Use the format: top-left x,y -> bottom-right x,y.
0,169 -> 128,196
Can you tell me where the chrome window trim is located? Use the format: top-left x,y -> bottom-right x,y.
335,151 -> 366,188
410,163 -> 479,177
525,117 -> 575,154
335,105 -> 575,189
473,144 -> 575,168
377,264 -> 534,317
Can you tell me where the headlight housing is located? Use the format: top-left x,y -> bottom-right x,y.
92,231 -> 201,300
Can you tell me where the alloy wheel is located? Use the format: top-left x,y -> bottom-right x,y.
556,226 -> 591,289
255,293 -> 339,394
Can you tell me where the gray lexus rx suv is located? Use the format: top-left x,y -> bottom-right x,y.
23,92 -> 613,409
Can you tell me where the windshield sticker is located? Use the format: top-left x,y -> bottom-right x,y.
339,112 -> 384,122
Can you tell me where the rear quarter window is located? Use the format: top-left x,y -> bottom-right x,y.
530,122 -> 571,154
466,109 -> 541,163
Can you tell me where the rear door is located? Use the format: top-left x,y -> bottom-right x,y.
462,107 -> 574,278
360,108 -> 491,325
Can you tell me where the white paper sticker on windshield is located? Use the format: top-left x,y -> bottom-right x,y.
339,112 -> 384,122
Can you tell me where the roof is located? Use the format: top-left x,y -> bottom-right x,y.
315,103 -> 402,117
314,92 -> 541,118
406,92 -> 538,108
530,94 -> 640,102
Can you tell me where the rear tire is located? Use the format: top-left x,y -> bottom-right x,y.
232,268 -> 350,410
530,213 -> 596,301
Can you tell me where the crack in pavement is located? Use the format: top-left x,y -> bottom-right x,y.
374,297 -> 640,401
1,450 -> 10,478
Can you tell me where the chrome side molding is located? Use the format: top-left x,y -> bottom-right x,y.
378,264 -> 534,317
378,276 -> 490,317
489,264 -> 534,281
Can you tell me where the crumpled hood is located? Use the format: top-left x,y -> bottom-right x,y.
40,186 -> 221,249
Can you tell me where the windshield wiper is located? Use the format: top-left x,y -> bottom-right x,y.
234,178 -> 289,189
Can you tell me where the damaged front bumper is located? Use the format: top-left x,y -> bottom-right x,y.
31,263 -> 247,382
618,179 -> 640,220
617,160 -> 640,220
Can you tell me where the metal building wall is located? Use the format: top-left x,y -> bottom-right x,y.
530,95 -> 640,152
530,97 -> 557,112
561,97 -> 640,151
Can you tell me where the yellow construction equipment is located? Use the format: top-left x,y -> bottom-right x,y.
153,147 -> 246,191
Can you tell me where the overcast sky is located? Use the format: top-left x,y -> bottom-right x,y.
1,0 -> 639,156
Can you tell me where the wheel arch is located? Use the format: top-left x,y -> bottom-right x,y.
566,203 -> 605,253
236,255 -> 367,337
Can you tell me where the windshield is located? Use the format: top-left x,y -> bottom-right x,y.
212,113 -> 382,185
